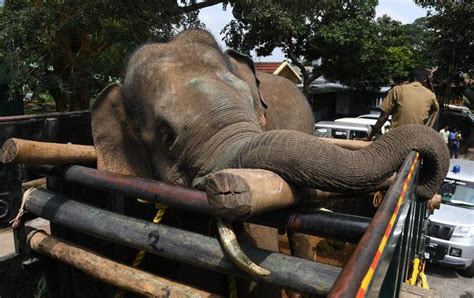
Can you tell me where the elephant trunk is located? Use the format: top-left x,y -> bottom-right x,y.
232,124 -> 449,199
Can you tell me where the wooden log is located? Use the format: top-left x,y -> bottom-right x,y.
319,138 -> 371,150
21,178 -> 47,192
205,168 -> 395,220
27,229 -> 217,298
1,138 -> 96,165
23,188 -> 340,296
205,169 -> 301,220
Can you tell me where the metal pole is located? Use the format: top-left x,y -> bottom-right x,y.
328,151 -> 420,297
24,188 -> 340,296
253,210 -> 369,244
32,165 -> 370,243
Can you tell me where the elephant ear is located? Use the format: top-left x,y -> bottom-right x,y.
225,49 -> 267,128
91,83 -> 152,178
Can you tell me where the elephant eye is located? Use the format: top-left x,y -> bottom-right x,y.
158,126 -> 175,152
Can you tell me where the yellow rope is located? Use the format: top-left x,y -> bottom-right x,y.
228,276 -> 238,298
132,203 -> 167,268
115,203 -> 167,298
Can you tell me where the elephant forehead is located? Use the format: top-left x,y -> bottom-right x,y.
187,72 -> 252,98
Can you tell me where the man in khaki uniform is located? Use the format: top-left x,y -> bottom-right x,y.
367,69 -> 439,140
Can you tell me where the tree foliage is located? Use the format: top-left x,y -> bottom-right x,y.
0,0 -> 202,111
2,0 -> 471,111
414,1 -> 473,83
223,1 -> 418,93
320,15 -> 416,89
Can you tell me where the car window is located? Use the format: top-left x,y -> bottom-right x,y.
439,181 -> 474,208
332,129 -> 348,139
315,127 -> 331,138
350,130 -> 368,139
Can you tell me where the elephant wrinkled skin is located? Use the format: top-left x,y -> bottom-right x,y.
91,29 -> 449,294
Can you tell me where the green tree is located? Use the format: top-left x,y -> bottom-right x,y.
223,1 -> 417,95
320,15 -> 416,90
223,1 -> 380,95
0,0 -> 202,111
402,17 -> 435,70
415,1 -> 473,83
412,1 -> 473,104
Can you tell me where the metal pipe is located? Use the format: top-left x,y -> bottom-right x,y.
32,165 -> 371,242
24,188 -> 340,296
328,151 -> 420,297
0,111 -> 89,123
253,210 -> 370,244
27,229 -> 218,297
33,164 -> 213,214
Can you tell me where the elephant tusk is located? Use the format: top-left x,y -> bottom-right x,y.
216,217 -> 270,276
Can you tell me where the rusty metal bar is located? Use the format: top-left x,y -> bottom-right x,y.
27,229 -> 218,297
31,165 -> 370,242
328,151 -> 420,297
0,111 -> 89,123
23,188 -> 340,295
253,210 -> 370,244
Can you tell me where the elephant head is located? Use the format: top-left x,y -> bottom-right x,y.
91,29 -> 449,275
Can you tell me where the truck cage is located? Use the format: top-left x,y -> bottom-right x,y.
0,111 -> 429,297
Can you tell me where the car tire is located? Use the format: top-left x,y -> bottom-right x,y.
465,264 -> 474,277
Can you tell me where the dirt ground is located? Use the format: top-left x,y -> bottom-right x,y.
426,264 -> 474,298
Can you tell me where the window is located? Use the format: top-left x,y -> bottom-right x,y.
350,130 -> 368,139
332,129 -> 348,139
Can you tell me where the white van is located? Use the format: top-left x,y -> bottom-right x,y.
314,121 -> 371,140
335,117 -> 392,135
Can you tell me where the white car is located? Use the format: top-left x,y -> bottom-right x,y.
446,104 -> 474,123
335,117 -> 392,136
426,159 -> 474,276
357,113 -> 392,121
314,121 -> 371,140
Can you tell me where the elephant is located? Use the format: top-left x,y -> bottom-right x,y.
91,29 -> 449,292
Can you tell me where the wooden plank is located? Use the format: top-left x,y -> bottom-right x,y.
24,188 -> 340,296
1,138 -> 96,165
206,169 -> 300,220
28,230 -> 218,298
21,178 -> 47,192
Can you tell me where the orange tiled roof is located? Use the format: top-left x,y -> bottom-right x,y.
255,62 -> 281,74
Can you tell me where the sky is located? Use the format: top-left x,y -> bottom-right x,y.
199,0 -> 429,61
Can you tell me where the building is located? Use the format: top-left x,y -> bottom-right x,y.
255,61 -> 390,122
255,61 -> 302,84
308,76 -> 390,122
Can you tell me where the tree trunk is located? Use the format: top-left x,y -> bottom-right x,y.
50,87 -> 67,112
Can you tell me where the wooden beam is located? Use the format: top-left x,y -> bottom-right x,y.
24,188 -> 340,296
206,169 -> 300,220
1,138 -> 96,165
28,229 -> 218,297
22,178 -> 47,192
205,168 -> 395,220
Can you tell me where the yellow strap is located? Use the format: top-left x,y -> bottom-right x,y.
228,276 -> 238,298
405,258 -> 420,286
115,203 -> 167,298
132,203 -> 167,268
418,261 -> 430,289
